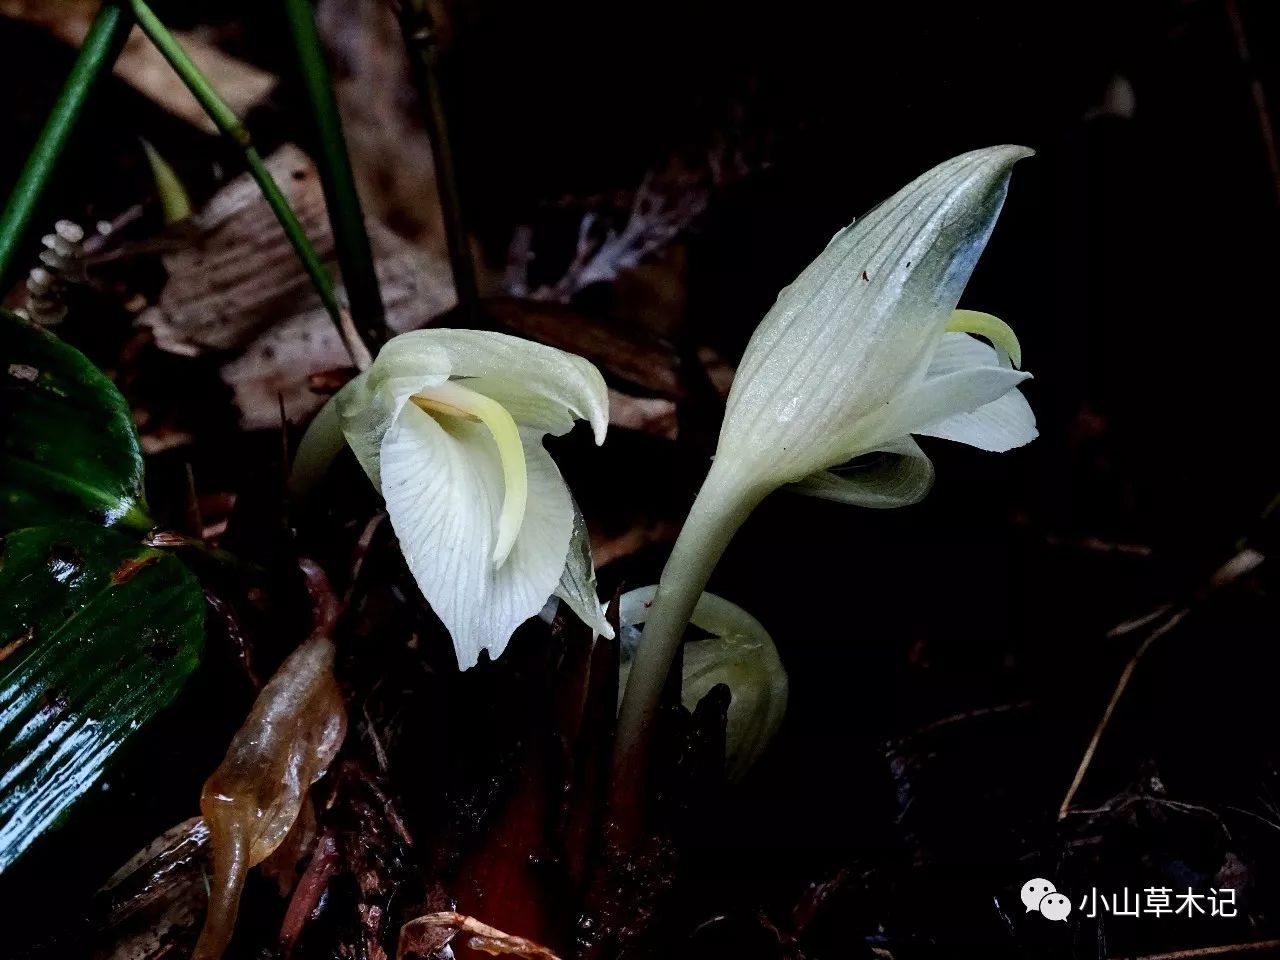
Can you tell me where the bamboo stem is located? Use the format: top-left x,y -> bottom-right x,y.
397,0 -> 479,320
129,0 -> 371,369
0,1 -> 131,288
282,0 -> 387,350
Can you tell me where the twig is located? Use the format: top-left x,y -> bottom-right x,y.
1225,804 -> 1280,835
1059,547 -> 1266,819
398,912 -> 561,960
908,700 -> 1032,739
1113,940 -> 1280,960
1107,604 -> 1173,639
1059,606 -> 1190,820
277,830 -> 339,954
282,0 -> 387,350
1225,0 -> 1280,208
128,0 -> 371,370
1044,534 -> 1153,558
0,1 -> 131,288
396,0 -> 479,320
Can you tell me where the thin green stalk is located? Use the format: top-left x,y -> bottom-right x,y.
129,0 -> 371,370
612,464 -> 766,791
282,0 -> 386,351
397,0 -> 479,321
0,1 -> 131,288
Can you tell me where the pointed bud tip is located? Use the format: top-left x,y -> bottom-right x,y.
978,144 -> 1036,171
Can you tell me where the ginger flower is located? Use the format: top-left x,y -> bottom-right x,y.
616,145 -> 1037,755
295,329 -> 612,668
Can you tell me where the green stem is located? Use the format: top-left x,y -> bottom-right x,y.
129,0 -> 371,370
0,1 -> 131,288
397,0 -> 479,321
281,0 -> 386,351
613,464 -> 765,776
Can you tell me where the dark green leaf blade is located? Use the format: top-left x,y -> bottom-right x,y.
1,310 -> 148,533
0,522 -> 204,873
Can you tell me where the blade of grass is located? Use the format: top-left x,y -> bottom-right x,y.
281,0 -> 386,351
0,1 -> 131,289
397,0 -> 479,322
129,0 -> 371,370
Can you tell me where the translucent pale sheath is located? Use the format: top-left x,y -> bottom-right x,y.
194,637 -> 345,960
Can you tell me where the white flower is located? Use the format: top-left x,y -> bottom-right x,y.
616,145 -> 1037,756
716,144 -> 1036,508
294,329 -> 613,668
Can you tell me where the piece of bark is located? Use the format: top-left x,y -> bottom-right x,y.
0,0 -> 276,135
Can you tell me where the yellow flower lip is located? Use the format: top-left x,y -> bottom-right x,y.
411,380 -> 528,567
946,309 -> 1023,369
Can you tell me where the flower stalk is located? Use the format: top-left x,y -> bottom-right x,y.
614,464 -> 766,763
129,0 -> 371,369
0,1 -> 131,288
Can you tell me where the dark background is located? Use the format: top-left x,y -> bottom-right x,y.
1,1 -> 1278,957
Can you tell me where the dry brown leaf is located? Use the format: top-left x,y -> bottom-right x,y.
606,388 -> 677,440
94,817 -> 210,960
316,0 -> 447,250
143,145 -> 348,354
0,0 -> 275,134
138,145 -> 455,429
485,298 -> 684,399
592,517 -> 681,568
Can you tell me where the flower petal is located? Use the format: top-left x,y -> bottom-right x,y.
717,145 -> 1033,484
380,408 -> 573,668
292,370 -> 455,497
925,330 -> 1001,376
916,388 -> 1037,452
291,380 -> 356,501
619,586 -> 787,781
848,329 -> 1030,449
376,328 -> 609,443
788,436 -> 934,509
553,497 -> 615,639
868,363 -> 1031,449
337,368 -> 449,490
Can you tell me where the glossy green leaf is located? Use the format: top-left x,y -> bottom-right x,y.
1,309 -> 149,533
0,522 -> 204,873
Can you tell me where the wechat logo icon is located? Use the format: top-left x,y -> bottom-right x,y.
1022,878 -> 1072,922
